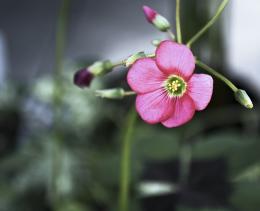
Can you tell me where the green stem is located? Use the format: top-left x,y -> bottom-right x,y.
167,29 -> 176,41
113,60 -> 125,67
196,59 -> 238,92
186,0 -> 229,47
176,0 -> 182,43
178,144 -> 192,186
51,0 -> 70,209
124,91 -> 136,96
146,53 -> 155,58
113,53 -> 155,68
119,108 -> 137,211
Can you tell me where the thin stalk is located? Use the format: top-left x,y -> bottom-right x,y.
176,0 -> 182,43
50,0 -> 70,209
124,91 -> 136,96
167,29 -> 176,41
146,53 -> 155,58
113,53 -> 155,68
196,59 -> 238,92
113,60 -> 125,67
186,0 -> 229,47
119,108 -> 137,211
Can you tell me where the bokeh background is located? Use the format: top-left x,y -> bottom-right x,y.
0,0 -> 260,211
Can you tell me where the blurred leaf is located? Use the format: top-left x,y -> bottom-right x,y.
191,132 -> 260,180
177,206 -> 231,211
231,181 -> 260,211
58,200 -> 90,211
192,132 -> 244,159
133,124 -> 180,161
234,163 -> 260,182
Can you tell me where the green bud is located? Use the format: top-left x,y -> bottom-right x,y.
151,39 -> 163,47
234,89 -> 253,109
89,60 -> 113,76
153,15 -> 171,32
95,88 -> 125,99
125,52 -> 146,67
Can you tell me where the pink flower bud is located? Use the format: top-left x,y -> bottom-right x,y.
73,68 -> 93,88
143,5 -> 157,23
142,5 -> 171,32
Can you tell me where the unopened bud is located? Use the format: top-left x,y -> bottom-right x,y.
73,60 -> 114,88
73,68 -> 94,88
125,52 -> 146,67
143,5 -> 171,32
95,88 -> 125,99
235,89 -> 253,109
89,60 -> 113,76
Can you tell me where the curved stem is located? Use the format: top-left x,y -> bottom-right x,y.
196,59 -> 238,92
119,108 -> 137,211
176,0 -> 182,43
186,0 -> 229,47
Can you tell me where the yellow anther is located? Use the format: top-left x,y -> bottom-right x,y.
170,80 -> 180,91
164,75 -> 187,97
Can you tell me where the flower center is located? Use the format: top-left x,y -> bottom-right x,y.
164,75 -> 187,97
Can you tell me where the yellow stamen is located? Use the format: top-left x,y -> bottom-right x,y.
169,80 -> 181,91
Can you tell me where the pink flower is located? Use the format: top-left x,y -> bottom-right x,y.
127,40 -> 213,128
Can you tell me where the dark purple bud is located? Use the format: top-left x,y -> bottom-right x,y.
73,68 -> 94,88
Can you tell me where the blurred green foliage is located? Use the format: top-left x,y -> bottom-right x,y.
0,74 -> 260,211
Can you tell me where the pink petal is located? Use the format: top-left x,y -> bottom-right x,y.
136,89 -> 174,124
188,74 -> 213,110
127,58 -> 166,94
143,5 -> 157,23
156,40 -> 195,79
161,95 -> 195,128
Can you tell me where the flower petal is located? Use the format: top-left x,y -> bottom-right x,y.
188,74 -> 213,110
156,40 -> 195,79
161,95 -> 195,128
143,5 -> 157,23
136,89 -> 174,124
127,58 -> 166,94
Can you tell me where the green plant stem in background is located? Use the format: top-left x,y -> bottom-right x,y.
196,59 -> 238,92
124,91 -> 136,96
51,0 -> 70,209
186,0 -> 229,47
119,108 -> 137,211
178,144 -> 192,186
176,0 -> 182,43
